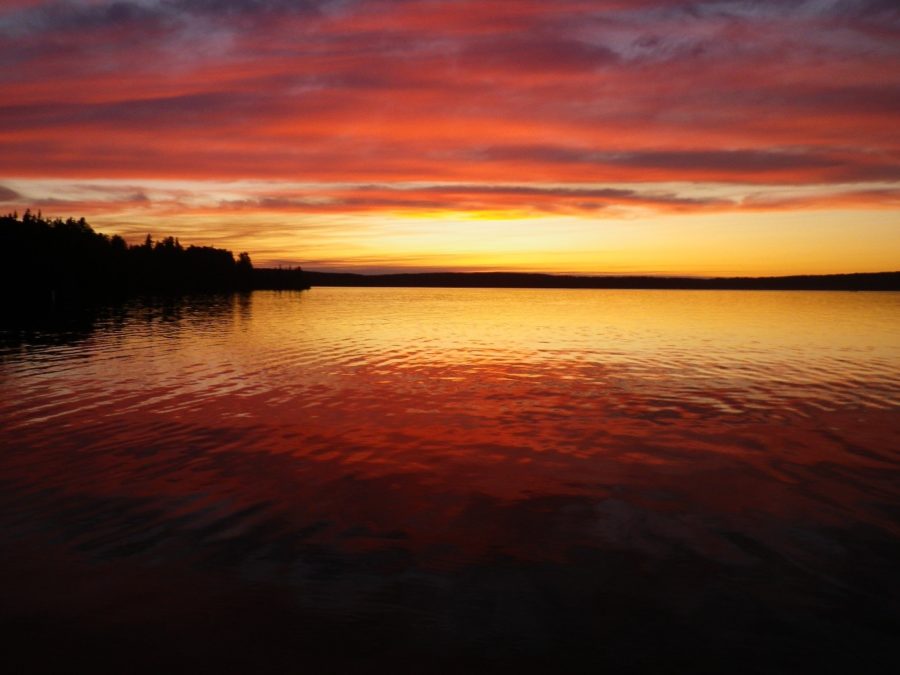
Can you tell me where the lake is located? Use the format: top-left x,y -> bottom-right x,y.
2,288 -> 898,673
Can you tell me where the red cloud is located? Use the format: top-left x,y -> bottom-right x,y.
1,1 -> 897,212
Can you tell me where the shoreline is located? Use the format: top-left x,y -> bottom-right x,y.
304,270 -> 900,291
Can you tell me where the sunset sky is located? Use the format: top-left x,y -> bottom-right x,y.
1,0 -> 898,275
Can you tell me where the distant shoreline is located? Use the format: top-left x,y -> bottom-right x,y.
304,270 -> 900,291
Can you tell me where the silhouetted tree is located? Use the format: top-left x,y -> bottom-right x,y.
1,212 -> 308,309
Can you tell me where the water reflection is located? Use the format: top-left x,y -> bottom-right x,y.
1,289 -> 898,673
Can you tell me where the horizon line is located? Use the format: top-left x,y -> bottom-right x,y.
301,269 -> 900,281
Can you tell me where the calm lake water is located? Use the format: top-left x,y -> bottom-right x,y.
2,288 -> 899,673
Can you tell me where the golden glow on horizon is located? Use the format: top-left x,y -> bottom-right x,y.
73,205 -> 900,277
1,1 -> 898,276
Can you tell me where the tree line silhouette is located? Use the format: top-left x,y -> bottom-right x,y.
1,210 -> 308,307
303,270 -> 900,290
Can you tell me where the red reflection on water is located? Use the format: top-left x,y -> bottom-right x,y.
1,289 -> 898,672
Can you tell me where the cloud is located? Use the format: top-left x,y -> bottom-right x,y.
0,179 -> 742,218
0,0 -> 327,35
372,183 -> 730,209
0,0 -> 896,274
469,146 -> 899,183
0,185 -> 21,201
464,33 -> 619,73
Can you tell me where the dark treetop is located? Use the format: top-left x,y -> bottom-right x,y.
0,211 -> 309,308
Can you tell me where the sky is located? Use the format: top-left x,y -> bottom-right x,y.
1,0 -> 898,275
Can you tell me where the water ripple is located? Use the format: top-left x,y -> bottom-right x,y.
1,289 -> 899,671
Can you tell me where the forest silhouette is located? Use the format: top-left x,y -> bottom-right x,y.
1,211 -> 308,308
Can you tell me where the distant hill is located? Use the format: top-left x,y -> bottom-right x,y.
304,270 -> 900,291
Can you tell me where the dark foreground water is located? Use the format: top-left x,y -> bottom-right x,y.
2,288 -> 898,674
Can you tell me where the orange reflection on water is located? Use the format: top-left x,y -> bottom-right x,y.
1,289 -> 898,671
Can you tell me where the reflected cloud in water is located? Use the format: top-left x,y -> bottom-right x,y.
1,289 -> 898,673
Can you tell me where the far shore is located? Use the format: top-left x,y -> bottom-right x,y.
303,270 -> 900,291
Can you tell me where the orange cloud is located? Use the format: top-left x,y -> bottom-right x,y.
1,1 -> 898,274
